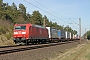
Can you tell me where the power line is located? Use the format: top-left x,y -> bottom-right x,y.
23,0 -> 69,24
33,0 -> 62,16
23,0 -> 80,33
69,18 -> 79,25
33,0 -> 79,25
33,0 -> 70,22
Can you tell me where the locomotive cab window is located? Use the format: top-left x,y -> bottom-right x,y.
21,26 -> 26,30
14,26 -> 26,30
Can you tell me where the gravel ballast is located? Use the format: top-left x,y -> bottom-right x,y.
0,40 -> 86,60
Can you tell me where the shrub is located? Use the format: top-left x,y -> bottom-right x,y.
0,27 -> 6,34
5,33 -> 12,40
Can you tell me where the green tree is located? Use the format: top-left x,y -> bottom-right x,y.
73,30 -> 77,34
43,15 -> 49,27
0,0 -> 3,10
11,2 -> 17,10
52,22 -> 58,28
48,20 -> 53,27
84,30 -> 90,40
64,25 -> 72,32
26,13 -> 31,23
19,3 -> 26,14
19,3 -> 27,21
58,25 -> 64,30
30,11 -> 43,25
64,25 -> 77,34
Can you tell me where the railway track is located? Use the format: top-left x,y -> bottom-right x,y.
0,41 -> 78,55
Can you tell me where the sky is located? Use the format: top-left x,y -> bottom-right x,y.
3,0 -> 90,36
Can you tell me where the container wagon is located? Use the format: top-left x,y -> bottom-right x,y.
46,27 -> 59,42
65,31 -> 70,40
57,30 -> 61,40
61,30 -> 66,39
75,34 -> 80,40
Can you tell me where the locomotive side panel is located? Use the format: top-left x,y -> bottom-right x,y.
29,25 -> 49,39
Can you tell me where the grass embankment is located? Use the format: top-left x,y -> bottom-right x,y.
51,40 -> 90,60
0,19 -> 15,46
0,35 -> 15,46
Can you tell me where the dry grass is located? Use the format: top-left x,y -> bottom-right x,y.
0,35 -> 15,46
0,19 -> 13,28
0,19 -> 15,46
50,40 -> 90,60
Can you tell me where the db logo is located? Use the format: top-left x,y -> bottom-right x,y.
19,31 -> 21,34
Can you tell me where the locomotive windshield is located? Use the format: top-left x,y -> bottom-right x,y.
14,26 -> 26,30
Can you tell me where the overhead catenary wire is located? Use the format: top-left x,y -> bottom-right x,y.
33,0 -> 79,25
23,0 -> 80,33
33,0 -> 62,17
26,0 -> 82,38
33,0 -> 71,23
23,0 -> 69,24
69,18 -> 79,25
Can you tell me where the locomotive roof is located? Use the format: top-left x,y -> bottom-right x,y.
32,24 -> 45,28
14,24 -> 27,26
14,23 -> 46,29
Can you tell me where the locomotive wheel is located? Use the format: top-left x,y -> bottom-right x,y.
25,40 -> 29,45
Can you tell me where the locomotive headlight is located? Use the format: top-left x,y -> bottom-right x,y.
22,32 -> 26,34
14,32 -> 18,34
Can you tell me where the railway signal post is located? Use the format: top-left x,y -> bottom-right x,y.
43,18 -> 45,27
79,18 -> 81,44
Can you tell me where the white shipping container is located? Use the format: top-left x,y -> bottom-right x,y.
73,34 -> 75,39
46,27 -> 58,39
65,31 -> 67,39
70,33 -> 71,39
46,27 -> 51,38
74,34 -> 77,39
65,31 -> 70,39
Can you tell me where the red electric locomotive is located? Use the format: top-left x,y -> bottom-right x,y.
13,23 -> 49,45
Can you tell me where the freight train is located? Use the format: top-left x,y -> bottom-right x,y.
13,23 -> 80,45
